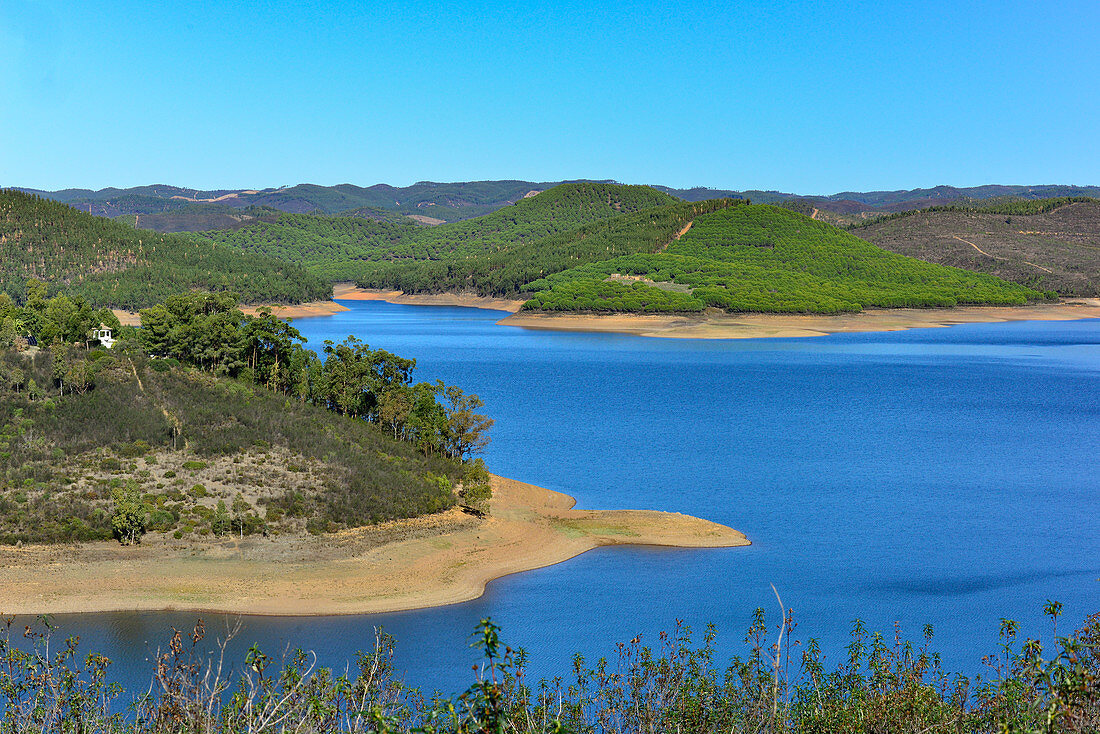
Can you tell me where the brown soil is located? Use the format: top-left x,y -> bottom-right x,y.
854,202 -> 1100,295
112,300 -> 350,327
407,214 -> 446,226
0,475 -> 746,616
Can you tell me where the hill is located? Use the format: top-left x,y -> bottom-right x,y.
850,199 -> 1100,296
193,184 -> 1045,313
0,290 -> 496,544
521,204 -> 1044,313
0,347 -> 460,543
200,183 -> 680,284
21,180 -> 616,224
358,197 -> 739,296
0,190 -> 331,308
657,183 -> 1100,214
27,180 -> 1100,228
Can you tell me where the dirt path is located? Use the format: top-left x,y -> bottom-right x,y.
952,235 -> 1053,273
0,475 -> 747,616
128,358 -> 145,392
953,235 -> 996,257
655,220 -> 695,254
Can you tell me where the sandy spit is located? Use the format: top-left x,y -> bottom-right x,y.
333,284 -> 527,312
112,300 -> 350,327
498,300 -> 1100,340
0,475 -> 747,617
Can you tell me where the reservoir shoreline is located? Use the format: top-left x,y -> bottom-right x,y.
336,285 -> 1100,339
117,286 -> 1100,339
0,475 -> 747,617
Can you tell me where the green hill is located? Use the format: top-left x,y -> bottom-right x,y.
851,199 -> 1100,296
522,204 -> 1045,313
0,190 -> 331,308
195,185 -> 1047,313
359,197 -> 739,295
199,183 -> 679,284
24,180 -> 621,223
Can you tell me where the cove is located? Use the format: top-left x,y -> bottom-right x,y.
19,301 -> 1100,696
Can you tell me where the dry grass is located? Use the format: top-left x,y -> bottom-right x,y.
853,201 -> 1100,295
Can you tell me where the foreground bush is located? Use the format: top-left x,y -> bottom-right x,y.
0,604 -> 1096,733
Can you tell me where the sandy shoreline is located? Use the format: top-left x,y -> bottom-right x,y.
327,286 -> 1100,339
117,288 -> 1100,340
498,300 -> 1100,339
0,475 -> 746,617
112,299 -> 350,327
333,283 -> 528,312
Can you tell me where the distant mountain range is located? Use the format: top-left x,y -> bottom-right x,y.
12,181 -> 1100,232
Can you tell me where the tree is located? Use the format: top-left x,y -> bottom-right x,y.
460,459 -> 493,516
408,381 -> 447,456
111,483 -> 146,545
441,385 -> 494,460
52,345 -> 69,395
378,386 -> 412,440
212,500 -> 232,536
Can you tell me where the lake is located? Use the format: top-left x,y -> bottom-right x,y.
22,301 -> 1100,697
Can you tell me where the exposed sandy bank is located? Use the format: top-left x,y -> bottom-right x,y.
238,301 -> 350,320
333,283 -> 526,312
112,300 -> 350,327
0,475 -> 746,616
499,300 -> 1100,340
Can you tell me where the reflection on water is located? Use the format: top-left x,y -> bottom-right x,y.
15,304 -> 1100,694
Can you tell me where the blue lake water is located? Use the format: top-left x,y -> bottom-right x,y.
21,301 -> 1100,698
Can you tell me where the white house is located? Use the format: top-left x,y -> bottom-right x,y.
93,325 -> 116,349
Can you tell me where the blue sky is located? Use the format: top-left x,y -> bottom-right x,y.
1,0 -> 1098,193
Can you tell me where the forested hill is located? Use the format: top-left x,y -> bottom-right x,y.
22,180 -> 613,224
0,190 -> 331,309
190,183 -> 1044,313
197,183 -> 680,283
521,204 -> 1045,313
20,180 -> 1100,229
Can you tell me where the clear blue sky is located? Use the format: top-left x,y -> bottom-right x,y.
2,0 -> 1098,193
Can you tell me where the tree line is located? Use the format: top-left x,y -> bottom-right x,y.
137,291 -> 492,461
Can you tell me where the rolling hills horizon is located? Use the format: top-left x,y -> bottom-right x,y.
11,180 -> 1100,229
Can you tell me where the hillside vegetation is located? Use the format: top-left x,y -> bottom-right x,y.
26,179 -> 609,223
115,204 -> 283,233
200,183 -> 680,284
193,184 -> 1049,313
0,290 -> 494,543
29,180 -> 1100,226
358,197 -> 737,295
0,190 -> 331,308
852,199 -> 1100,296
523,205 -> 1044,313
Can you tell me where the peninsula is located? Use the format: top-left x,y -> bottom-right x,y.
0,474 -> 746,616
